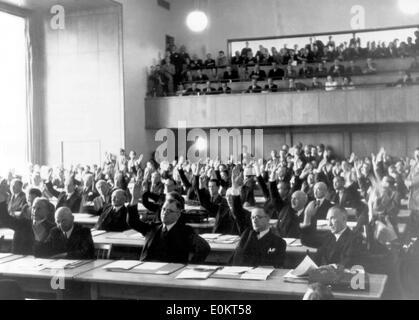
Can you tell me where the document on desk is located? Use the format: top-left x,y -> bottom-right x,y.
134,262 -> 167,270
130,262 -> 184,275
0,253 -> 12,259
284,255 -> 318,282
91,230 -> 107,237
103,260 -> 141,271
288,239 -> 302,247
13,258 -> 55,271
216,266 -> 253,275
283,238 -> 297,245
175,266 -> 216,280
43,259 -> 88,269
200,233 -> 222,240
106,230 -> 144,240
214,235 -> 240,243
240,267 -> 275,280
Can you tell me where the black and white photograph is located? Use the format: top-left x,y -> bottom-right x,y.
0,0 -> 419,304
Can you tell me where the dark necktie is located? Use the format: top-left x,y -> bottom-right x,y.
315,200 -> 321,208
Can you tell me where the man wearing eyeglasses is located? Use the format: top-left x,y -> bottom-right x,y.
229,166 -> 287,268
128,185 -> 210,264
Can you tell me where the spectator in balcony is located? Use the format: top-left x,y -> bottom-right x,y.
218,81 -> 232,94
387,41 -> 399,58
394,71 -> 413,87
207,67 -> 219,82
231,51 -> 243,66
268,62 -> 285,80
325,75 -> 338,91
241,41 -> 252,59
299,60 -> 314,78
406,36 -> 416,56
147,65 -> 166,97
288,79 -> 307,92
284,65 -> 297,80
249,64 -> 267,81
204,53 -> 216,69
323,46 -> 336,62
170,45 -> 185,85
326,35 -> 336,50
202,80 -> 216,95
175,84 -> 186,96
216,51 -> 228,68
398,41 -> 410,58
244,50 -> 257,66
345,60 -> 362,76
161,56 -> 176,95
363,58 -> 377,75
329,59 -> 345,78
183,82 -> 201,96
263,78 -> 278,93
271,47 -> 283,64
181,69 -> 194,83
314,62 -> 328,78
311,77 -> 323,90
178,45 -> 190,63
190,54 -> 203,70
223,65 -> 239,81
193,69 -> 209,83
341,76 -> 355,90
246,78 -> 262,93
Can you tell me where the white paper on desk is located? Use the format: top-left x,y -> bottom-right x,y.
215,235 -> 240,243
133,262 -> 168,270
14,258 -> 54,271
124,229 -> 144,239
289,239 -> 302,247
175,269 -> 212,280
240,267 -> 274,280
283,238 -> 297,245
216,266 -> 253,275
0,253 -> 12,259
200,233 -> 222,240
290,255 -> 318,277
103,260 -> 140,270
91,230 -> 106,237
43,259 -> 83,269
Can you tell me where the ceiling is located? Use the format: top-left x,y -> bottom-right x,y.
0,0 -> 118,11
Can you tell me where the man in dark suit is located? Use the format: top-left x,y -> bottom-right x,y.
45,177 -> 82,213
275,191 -> 308,239
80,173 -> 99,214
183,82 -> 201,96
8,179 -> 27,214
329,59 -> 345,77
193,69 -> 209,83
301,182 -> 333,232
301,206 -> 366,268
218,82 -> 232,94
298,61 -> 314,78
195,174 -> 236,234
229,166 -> 286,268
34,207 -> 94,259
128,187 -> 210,264
328,176 -> 368,233
0,195 -> 55,255
95,189 -> 130,232
222,66 -> 239,81
246,78 -> 262,93
263,78 -> 278,92
268,62 -> 285,80
249,64 -> 266,81
202,80 -> 216,95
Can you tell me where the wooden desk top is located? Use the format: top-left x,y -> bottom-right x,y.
0,255 -> 110,280
92,231 -> 316,254
74,264 -> 387,300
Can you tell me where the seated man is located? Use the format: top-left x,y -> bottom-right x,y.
230,206 -> 287,268
218,82 -> 232,94
35,207 -> 94,259
93,180 -> 112,212
128,186 -> 210,264
0,194 -> 55,255
275,191 -> 308,239
193,69 -> 209,82
300,206 -> 366,268
45,176 -> 82,213
268,62 -> 285,80
222,66 -> 239,81
8,179 -> 27,214
301,182 -> 333,230
264,78 -> 278,92
246,78 -> 262,93
202,80 -> 216,95
183,82 -> 201,96
249,64 -> 266,81
95,189 -> 130,232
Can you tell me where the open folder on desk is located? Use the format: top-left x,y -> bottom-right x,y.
283,256 -> 318,283
103,260 -> 141,271
130,262 -> 184,275
43,259 -> 89,270
212,266 -> 273,280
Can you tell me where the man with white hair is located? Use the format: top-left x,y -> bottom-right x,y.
301,182 -> 333,230
95,189 -> 130,232
301,206 -> 365,268
275,191 -> 308,238
35,207 -> 94,259
45,175 -> 82,214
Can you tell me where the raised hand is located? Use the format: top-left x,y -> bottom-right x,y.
131,182 -> 142,205
231,165 -> 243,189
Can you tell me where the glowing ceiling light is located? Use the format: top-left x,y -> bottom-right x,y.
186,10 -> 208,32
399,0 -> 419,15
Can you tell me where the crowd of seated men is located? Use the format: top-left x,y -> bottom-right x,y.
148,29 -> 419,96
1,144 -> 419,298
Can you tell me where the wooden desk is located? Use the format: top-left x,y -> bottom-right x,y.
0,256 -> 110,299
92,231 -> 316,266
74,264 -> 387,300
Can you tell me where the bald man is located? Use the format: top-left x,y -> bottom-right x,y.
0,196 -> 55,255
95,189 -> 130,232
301,206 -> 365,268
230,205 -> 286,268
35,207 -> 94,259
275,190 -> 308,238
301,182 -> 333,231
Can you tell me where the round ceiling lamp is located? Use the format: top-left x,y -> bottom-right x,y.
399,0 -> 419,15
186,10 -> 208,32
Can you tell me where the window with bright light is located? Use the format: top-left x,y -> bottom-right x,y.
0,11 -> 28,176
